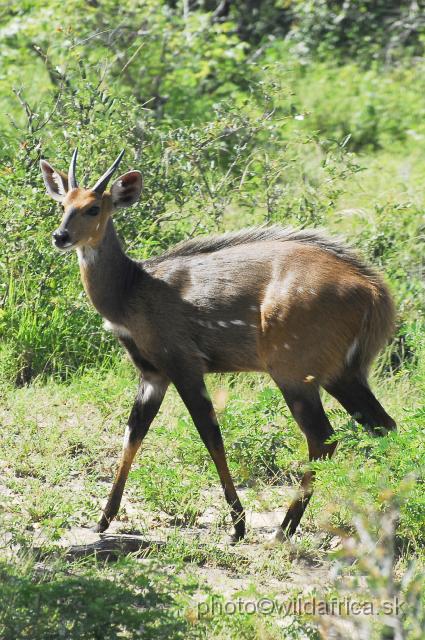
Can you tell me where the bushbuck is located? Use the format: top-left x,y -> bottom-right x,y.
40,150 -> 396,543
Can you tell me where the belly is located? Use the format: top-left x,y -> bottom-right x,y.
191,316 -> 264,372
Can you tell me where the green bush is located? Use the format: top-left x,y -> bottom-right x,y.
0,555 -> 194,640
287,0 -> 425,62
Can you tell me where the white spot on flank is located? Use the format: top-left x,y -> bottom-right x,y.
230,320 -> 246,326
103,320 -> 131,338
199,350 -> 209,362
284,343 -> 291,350
346,338 -> 359,365
217,321 -> 228,328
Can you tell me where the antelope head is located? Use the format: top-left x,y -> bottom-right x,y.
40,149 -> 143,251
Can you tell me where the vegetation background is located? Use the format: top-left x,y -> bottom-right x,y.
0,1 -> 424,638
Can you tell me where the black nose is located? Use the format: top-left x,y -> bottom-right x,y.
52,229 -> 70,247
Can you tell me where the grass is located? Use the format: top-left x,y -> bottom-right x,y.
0,346 -> 424,638
1,145 -> 424,636
1,24 -> 425,639
1,358 -> 424,538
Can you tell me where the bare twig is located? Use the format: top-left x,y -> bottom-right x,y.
121,40 -> 145,74
70,28 -> 118,49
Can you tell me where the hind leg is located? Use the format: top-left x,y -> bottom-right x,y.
271,381 -> 337,539
324,374 -> 396,436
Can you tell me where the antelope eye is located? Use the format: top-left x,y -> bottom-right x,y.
85,206 -> 100,217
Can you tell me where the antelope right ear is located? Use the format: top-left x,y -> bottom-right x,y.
40,160 -> 69,203
111,171 -> 143,209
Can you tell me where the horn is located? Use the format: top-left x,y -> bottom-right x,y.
68,148 -> 78,190
92,150 -> 125,195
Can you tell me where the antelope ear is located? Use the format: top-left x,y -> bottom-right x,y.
111,171 -> 143,209
40,160 -> 69,202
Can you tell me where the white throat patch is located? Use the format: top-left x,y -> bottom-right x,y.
77,246 -> 98,267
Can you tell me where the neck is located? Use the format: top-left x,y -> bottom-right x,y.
77,218 -> 138,322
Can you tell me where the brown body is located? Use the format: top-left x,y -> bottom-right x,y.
41,152 -> 396,542
84,226 -> 392,382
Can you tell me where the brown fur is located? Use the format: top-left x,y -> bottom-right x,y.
141,234 -> 394,384
50,181 -> 395,385
41,156 -> 396,541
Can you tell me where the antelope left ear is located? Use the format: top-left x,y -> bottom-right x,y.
111,171 -> 143,209
40,160 -> 69,202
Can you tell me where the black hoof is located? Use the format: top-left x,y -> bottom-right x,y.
228,526 -> 245,545
367,424 -> 395,438
92,515 -> 110,533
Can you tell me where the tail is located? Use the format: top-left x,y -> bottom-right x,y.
352,278 -> 396,380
